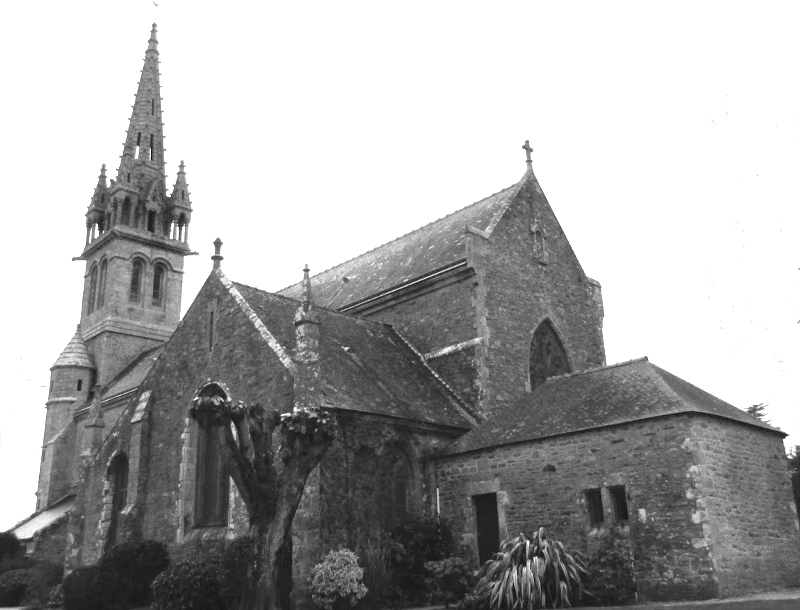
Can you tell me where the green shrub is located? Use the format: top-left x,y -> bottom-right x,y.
63,565 -> 107,610
310,548 -> 368,610
221,536 -> 260,610
100,539 -> 170,607
582,529 -> 636,606
21,561 -> 63,607
0,568 -> 29,606
388,514 -> 455,604
46,582 -> 64,608
0,532 -> 21,562
151,556 -> 226,610
357,537 -> 401,609
472,528 -> 586,610
0,556 -> 35,576
426,556 -> 477,607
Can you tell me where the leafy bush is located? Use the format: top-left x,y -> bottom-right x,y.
0,556 -> 35,576
426,556 -> 477,607
63,565 -> 107,610
46,582 -> 64,608
221,536 -> 260,610
151,556 -> 226,610
0,532 -> 21,562
388,514 -> 455,604
472,528 -> 586,610
582,529 -> 636,606
0,568 -> 29,606
310,548 -> 368,610
21,561 -> 63,607
357,536 -> 402,609
100,539 -> 170,607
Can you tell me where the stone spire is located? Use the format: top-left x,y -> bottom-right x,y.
116,23 -> 166,191
294,266 -> 321,411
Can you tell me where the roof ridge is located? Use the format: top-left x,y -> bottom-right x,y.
543,357 -> 650,384
277,181 -> 522,293
232,279 -> 399,331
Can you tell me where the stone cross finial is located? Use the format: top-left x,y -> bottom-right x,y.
522,140 -> 533,166
212,238 -> 223,270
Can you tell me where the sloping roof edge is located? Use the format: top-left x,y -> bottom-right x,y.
216,269 -> 296,373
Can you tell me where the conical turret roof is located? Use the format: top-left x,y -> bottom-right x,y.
52,326 -> 95,370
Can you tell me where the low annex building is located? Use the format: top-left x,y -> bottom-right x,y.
15,24 -> 800,604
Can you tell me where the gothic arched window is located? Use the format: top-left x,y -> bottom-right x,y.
129,259 -> 144,302
87,265 -> 99,314
97,259 -> 108,309
192,383 -> 230,527
529,319 -> 571,391
152,263 -> 166,306
379,447 -> 411,530
106,453 -> 129,549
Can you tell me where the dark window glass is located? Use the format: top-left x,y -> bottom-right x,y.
97,260 -> 108,308
107,454 -> 129,548
88,266 -> 98,314
121,199 -> 131,225
152,264 -> 165,306
77,379 -> 82,391
195,426 -> 229,526
609,486 -> 629,523
585,488 -> 604,528
529,319 -> 571,391
129,260 -> 143,302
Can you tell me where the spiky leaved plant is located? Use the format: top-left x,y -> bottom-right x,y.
473,527 -> 586,609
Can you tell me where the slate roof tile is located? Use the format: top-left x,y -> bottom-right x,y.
52,327 -> 95,370
448,358 -> 780,455
102,345 -> 165,399
278,179 -> 525,309
233,282 -> 471,429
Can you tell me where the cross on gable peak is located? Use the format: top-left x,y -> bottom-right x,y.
522,140 -> 533,166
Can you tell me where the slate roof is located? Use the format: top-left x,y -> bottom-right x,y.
102,345 -> 165,399
52,326 -> 95,369
233,282 -> 471,430
278,176 -> 528,309
448,358 -> 781,455
11,496 -> 75,541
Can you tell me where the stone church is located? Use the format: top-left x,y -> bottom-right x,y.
16,24 -> 800,603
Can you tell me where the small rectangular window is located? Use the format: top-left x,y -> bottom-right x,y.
585,488 -> 604,528
77,379 -> 83,391
609,486 -> 629,523
209,311 -> 214,351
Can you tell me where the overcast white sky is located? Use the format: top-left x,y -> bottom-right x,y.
1,1 -> 798,531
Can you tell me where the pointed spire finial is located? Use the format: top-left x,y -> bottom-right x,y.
179,160 -> 185,173
301,265 -> 314,312
212,238 -> 223,270
522,140 -> 533,168
148,23 -> 158,51
100,164 -> 106,177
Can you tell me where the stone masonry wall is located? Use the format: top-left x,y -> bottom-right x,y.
689,417 -> 800,595
435,415 -> 719,602
78,273 -> 295,564
317,413 -> 459,555
477,178 -> 606,413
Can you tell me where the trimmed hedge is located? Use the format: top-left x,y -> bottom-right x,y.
22,561 -> 63,607
100,539 -> 170,607
63,540 -> 170,610
151,557 -> 227,610
0,568 -> 28,606
63,565 -> 107,610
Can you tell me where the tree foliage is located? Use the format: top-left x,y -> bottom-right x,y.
746,403 -> 770,423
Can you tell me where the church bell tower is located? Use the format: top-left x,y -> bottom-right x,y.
79,23 -> 193,384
